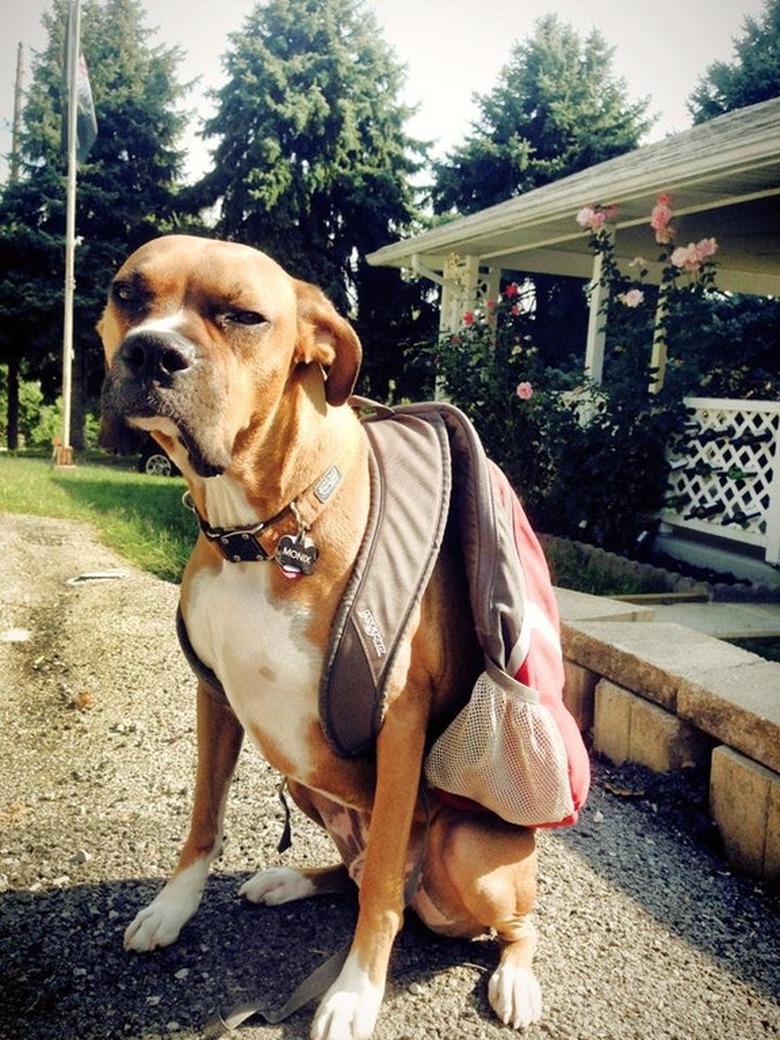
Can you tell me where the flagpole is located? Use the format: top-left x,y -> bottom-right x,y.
58,0 -> 81,468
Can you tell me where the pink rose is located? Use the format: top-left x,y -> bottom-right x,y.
463,311 -> 475,325
617,288 -> 645,308
671,237 -> 718,273
576,203 -> 619,232
671,243 -> 701,272
516,381 -> 534,401
589,210 -> 606,230
650,194 -> 674,244
695,237 -> 718,261
504,282 -> 519,298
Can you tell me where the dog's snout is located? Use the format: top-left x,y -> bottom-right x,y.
120,331 -> 194,382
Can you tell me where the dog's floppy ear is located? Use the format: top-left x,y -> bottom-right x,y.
294,280 -> 362,406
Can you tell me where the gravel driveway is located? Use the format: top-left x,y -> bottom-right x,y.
1,512 -> 778,1040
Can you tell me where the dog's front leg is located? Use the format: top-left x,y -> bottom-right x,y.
124,683 -> 244,951
311,692 -> 428,1040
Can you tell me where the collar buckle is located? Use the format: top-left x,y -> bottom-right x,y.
183,490 -> 271,562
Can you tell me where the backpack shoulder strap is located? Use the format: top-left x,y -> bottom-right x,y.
319,401 -> 452,757
405,401 -> 529,675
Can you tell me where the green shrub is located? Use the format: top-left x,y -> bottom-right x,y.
429,282 -> 686,554
1,370 -> 104,450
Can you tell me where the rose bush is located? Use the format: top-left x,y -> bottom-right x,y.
428,194 -> 731,553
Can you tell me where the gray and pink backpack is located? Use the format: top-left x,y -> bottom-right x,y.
321,399 -> 590,828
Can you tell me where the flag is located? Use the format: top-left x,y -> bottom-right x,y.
64,0 -> 98,165
73,50 -> 98,164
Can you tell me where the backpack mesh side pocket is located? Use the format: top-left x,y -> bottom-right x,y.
424,666 -> 574,827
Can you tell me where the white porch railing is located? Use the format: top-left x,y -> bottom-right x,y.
662,397 -> 780,565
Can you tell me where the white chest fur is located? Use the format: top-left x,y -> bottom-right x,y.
185,562 -> 322,778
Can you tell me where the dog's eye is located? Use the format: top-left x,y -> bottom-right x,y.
112,282 -> 134,302
112,281 -> 147,311
221,310 -> 267,327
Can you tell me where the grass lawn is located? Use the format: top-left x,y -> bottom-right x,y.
0,452 -> 196,583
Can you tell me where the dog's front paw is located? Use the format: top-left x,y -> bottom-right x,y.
239,866 -> 317,905
124,897 -> 189,952
124,865 -> 207,952
310,955 -> 383,1040
488,963 -> 542,1030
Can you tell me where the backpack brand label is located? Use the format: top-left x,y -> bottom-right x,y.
357,607 -> 387,658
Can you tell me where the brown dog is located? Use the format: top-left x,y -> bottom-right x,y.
99,235 -> 542,1039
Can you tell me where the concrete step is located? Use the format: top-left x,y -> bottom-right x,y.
649,601 -> 780,640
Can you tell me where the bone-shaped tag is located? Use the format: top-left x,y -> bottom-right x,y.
275,533 -> 319,577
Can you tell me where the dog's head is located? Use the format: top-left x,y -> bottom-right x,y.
98,235 -> 362,478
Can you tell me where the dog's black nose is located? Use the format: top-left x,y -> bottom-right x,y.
120,331 -> 194,382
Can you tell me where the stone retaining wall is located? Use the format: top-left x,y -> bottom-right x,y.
556,587 -> 780,882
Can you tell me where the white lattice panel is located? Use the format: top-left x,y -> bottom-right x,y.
662,397 -> 780,564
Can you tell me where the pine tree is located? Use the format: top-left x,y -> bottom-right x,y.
193,0 -> 425,320
688,0 -> 780,122
0,0 -> 192,447
433,14 -> 652,216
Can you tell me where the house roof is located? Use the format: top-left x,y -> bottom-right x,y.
367,97 -> 780,296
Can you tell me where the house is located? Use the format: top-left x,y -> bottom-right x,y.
367,98 -> 780,580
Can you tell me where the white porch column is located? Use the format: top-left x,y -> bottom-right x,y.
648,285 -> 670,394
439,253 -> 494,333
764,431 -> 780,564
584,252 -> 608,384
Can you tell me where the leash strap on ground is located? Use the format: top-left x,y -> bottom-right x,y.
202,941 -> 350,1037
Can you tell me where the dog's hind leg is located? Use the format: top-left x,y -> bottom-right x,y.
421,810 -> 542,1030
240,863 -> 352,904
124,683 -> 244,952
239,780 -> 356,905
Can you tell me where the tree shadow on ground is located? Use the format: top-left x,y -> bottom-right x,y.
0,871 -> 495,1040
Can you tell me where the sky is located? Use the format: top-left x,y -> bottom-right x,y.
0,0 -> 768,183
